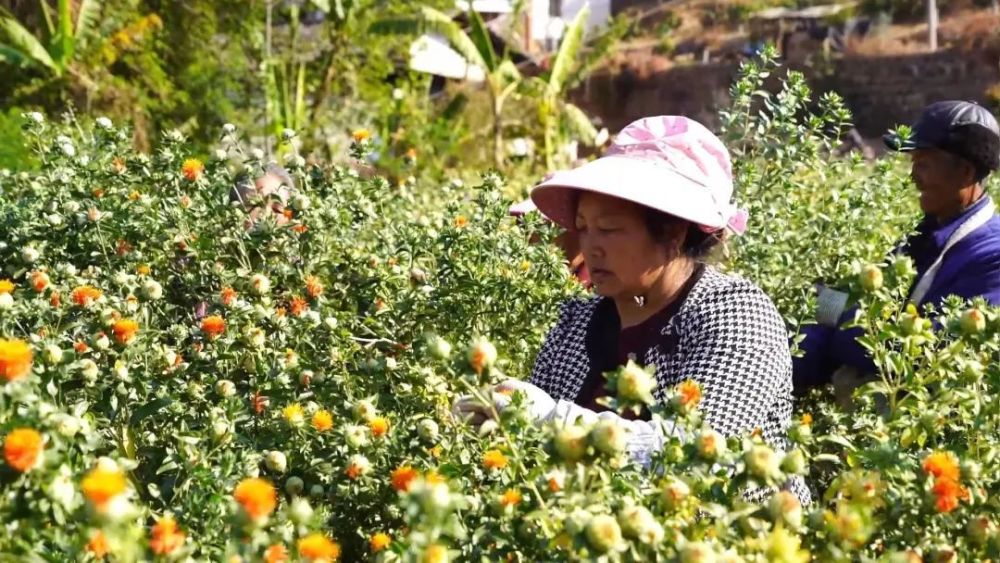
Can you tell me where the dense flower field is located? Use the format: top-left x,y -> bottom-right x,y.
2,58 -> 1000,562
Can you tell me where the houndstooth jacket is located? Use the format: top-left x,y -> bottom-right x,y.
530,266 -> 811,504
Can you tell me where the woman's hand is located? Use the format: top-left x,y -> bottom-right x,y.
451,379 -> 557,426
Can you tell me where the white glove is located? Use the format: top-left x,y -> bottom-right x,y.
451,379 -> 557,425
494,379 -> 557,422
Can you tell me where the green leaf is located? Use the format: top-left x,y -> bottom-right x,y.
75,0 -> 100,40
417,6 -> 486,71
546,4 -> 589,97
129,397 -> 172,426
466,8 -> 497,73
0,42 -> 26,65
562,102 -> 598,145
52,0 -> 73,68
311,0 -> 331,11
820,434 -> 856,451
0,14 -> 58,73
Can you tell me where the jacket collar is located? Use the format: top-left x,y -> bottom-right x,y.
918,195 -> 993,251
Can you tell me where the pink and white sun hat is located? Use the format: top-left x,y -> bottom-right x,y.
530,115 -> 748,235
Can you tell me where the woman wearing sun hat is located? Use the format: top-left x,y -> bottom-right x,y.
458,115 -> 808,503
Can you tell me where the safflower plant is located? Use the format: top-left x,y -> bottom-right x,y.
0,53 -> 998,561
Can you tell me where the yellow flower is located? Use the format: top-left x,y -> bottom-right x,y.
454,215 -> 469,229
483,449 -> 508,470
111,319 -> 139,345
0,338 -> 33,383
923,451 -> 960,481
499,488 -> 522,507
369,532 -> 391,552
422,544 -> 449,563
370,416 -> 390,438
298,532 -> 340,561
181,158 -> 204,181
352,129 -> 371,143
0,279 -> 14,294
283,404 -> 305,426
81,466 -> 127,509
312,410 -> 333,432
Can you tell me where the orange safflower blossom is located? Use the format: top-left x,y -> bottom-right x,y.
370,417 -> 390,438
181,158 -> 204,181
220,286 -> 237,307
499,489 -> 522,507
454,215 -> 468,228
676,380 -> 702,408
289,296 -> 309,317
298,532 -> 341,561
932,477 -> 969,513
0,338 -> 33,382
111,319 -> 139,345
265,544 -> 290,563
87,530 -> 110,558
483,450 -> 508,470
370,532 -> 391,552
391,465 -> 419,492
923,451 -> 961,482
234,478 -> 277,520
352,129 -> 371,143
201,315 -> 226,340
71,286 -> 103,307
312,410 -> 333,432
31,271 -> 50,292
4,428 -> 43,472
305,276 -> 323,299
150,516 -> 186,555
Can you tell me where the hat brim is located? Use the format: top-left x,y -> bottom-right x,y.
529,155 -> 728,231
508,198 -> 538,217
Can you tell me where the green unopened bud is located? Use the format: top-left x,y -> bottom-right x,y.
860,264 -> 883,292
960,308 -> 986,335
285,476 -> 305,496
768,490 -> 803,529
590,420 -> 628,457
967,516 -> 997,546
553,425 -> 589,463
745,444 -> 783,483
781,448 -> 808,475
585,514 -> 625,554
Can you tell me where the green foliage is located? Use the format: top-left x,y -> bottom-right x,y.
0,107 -> 37,171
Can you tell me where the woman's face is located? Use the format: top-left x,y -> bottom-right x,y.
574,192 -> 682,298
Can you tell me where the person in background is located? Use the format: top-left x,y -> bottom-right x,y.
459,115 -> 808,503
793,101 -> 1000,403
230,164 -> 297,230
509,197 -> 590,286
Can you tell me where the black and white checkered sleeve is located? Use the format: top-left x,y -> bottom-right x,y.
529,301 -> 573,400
678,279 -> 793,439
